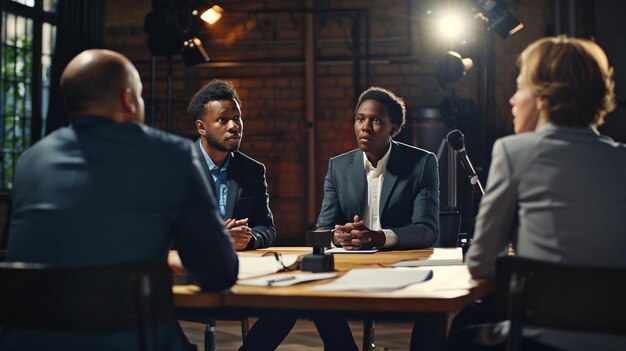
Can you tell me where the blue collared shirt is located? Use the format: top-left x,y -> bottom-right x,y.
198,139 -> 230,219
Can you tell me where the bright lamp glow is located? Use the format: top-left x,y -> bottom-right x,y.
438,13 -> 464,39
200,5 -> 224,25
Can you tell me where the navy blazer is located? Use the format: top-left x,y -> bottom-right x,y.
4,116 -> 238,351
195,141 -> 276,249
317,140 -> 440,250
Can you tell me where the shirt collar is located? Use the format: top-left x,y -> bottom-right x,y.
197,138 -> 230,172
363,141 -> 392,176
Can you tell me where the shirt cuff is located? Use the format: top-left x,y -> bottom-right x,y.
381,229 -> 398,248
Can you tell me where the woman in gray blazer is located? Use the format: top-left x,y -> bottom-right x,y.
451,36 -> 626,351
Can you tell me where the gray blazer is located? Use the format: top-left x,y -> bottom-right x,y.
3,116 -> 238,351
467,123 -> 626,351
317,140 -> 440,250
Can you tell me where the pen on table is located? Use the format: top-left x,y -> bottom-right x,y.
266,275 -> 296,286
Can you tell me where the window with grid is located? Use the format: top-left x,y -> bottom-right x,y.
1,0 -> 56,191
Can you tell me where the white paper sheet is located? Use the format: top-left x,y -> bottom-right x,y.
392,258 -> 463,267
325,247 -> 379,254
238,272 -> 338,287
237,255 -> 299,279
311,268 -> 433,291
396,266 -> 474,294
237,256 -> 281,279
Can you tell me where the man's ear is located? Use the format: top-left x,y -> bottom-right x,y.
121,88 -> 136,114
195,119 -> 205,135
390,125 -> 399,137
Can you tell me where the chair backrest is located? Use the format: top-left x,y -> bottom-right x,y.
435,211 -> 461,247
0,194 -> 10,260
0,261 -> 173,333
496,256 -> 626,346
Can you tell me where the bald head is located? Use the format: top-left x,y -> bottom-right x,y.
61,49 -> 144,123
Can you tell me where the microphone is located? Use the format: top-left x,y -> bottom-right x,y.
446,130 -> 485,196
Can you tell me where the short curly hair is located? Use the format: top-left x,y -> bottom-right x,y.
187,79 -> 242,121
519,35 -> 615,127
355,87 -> 406,136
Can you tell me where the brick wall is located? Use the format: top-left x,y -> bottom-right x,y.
105,0 -> 556,245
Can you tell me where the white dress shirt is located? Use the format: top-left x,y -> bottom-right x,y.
362,143 -> 398,248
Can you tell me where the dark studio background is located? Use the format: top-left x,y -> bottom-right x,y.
1,0 -> 625,248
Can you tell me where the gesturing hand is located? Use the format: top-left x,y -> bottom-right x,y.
226,218 -> 252,251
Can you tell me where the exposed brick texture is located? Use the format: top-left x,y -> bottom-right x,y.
106,0 -> 555,245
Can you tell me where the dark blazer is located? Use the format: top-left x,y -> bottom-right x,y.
195,141 -> 276,249
3,116 -> 238,351
317,140 -> 439,250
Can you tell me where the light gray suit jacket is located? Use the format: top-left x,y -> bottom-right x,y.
317,141 -> 440,250
467,123 -> 626,350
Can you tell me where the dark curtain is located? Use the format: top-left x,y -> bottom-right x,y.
32,0 -> 106,141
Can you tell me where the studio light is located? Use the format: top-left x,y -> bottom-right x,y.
181,37 -> 210,67
437,12 -> 467,39
475,0 -> 524,38
144,0 -> 220,62
193,4 -> 224,25
438,13 -> 465,39
436,51 -> 473,88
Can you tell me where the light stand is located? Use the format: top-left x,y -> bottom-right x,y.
473,0 -> 524,161
144,1 -> 216,132
435,52 -> 473,212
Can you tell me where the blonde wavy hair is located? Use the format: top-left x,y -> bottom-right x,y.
519,35 -> 615,127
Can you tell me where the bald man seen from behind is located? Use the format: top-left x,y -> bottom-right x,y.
0,49 -> 238,351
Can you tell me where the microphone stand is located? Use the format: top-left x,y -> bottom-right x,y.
447,141 -> 458,212
467,179 -> 477,241
436,135 -> 457,211
446,128 -> 485,244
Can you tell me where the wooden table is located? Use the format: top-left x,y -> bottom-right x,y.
174,247 -> 492,351
174,247 -> 492,319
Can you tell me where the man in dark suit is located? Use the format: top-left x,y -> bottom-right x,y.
240,87 -> 440,350
1,49 -> 238,351
187,80 -> 275,251
320,87 -> 439,250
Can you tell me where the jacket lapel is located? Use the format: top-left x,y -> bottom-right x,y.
349,151 -> 367,217
379,142 -> 399,218
225,152 -> 240,220
195,140 -> 216,191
